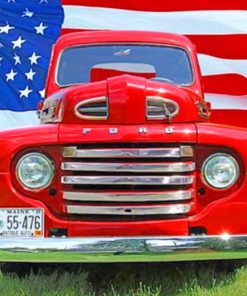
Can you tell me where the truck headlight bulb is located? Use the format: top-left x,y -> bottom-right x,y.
202,153 -> 239,189
16,153 -> 54,190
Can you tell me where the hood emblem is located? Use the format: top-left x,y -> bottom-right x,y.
146,96 -> 179,122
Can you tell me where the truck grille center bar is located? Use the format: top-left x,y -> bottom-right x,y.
61,145 -> 195,218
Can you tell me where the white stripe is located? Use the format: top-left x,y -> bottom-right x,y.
63,6 -> 247,35
0,111 -> 39,131
205,93 -> 247,110
198,54 -> 247,77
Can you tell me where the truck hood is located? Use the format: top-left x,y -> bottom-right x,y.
41,74 -> 209,125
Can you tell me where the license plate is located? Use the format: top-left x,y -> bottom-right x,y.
0,208 -> 44,237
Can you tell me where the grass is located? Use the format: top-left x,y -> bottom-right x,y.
0,261 -> 247,296
1,250 -> 247,263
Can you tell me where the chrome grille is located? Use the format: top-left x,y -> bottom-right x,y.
61,145 -> 195,218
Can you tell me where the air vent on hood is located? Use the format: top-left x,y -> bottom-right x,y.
146,96 -> 179,122
74,96 -> 108,120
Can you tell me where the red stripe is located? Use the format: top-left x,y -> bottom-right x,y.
186,35 -> 247,60
91,68 -> 155,82
203,74 -> 247,96
62,0 -> 247,12
61,28 -> 96,35
61,30 -> 247,60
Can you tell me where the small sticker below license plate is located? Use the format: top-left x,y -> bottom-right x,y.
0,208 -> 44,237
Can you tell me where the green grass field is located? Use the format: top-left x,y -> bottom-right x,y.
1,261 -> 247,296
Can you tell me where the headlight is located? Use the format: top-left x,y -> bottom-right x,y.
202,153 -> 239,189
16,153 -> 54,190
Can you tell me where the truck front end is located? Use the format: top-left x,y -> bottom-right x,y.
1,31 -> 247,262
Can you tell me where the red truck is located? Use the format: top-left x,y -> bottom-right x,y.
0,30 -> 247,262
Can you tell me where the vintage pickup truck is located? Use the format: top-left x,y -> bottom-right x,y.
1,30 -> 247,262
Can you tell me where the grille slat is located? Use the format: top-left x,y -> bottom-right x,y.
67,204 -> 191,216
62,175 -> 194,185
61,161 -> 195,173
63,190 -> 193,202
62,146 -> 194,158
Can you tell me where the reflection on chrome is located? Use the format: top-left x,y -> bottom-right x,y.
61,161 -> 195,173
221,233 -> 231,241
0,235 -> 247,262
61,175 -> 194,186
66,204 -> 191,215
63,189 -> 193,202
62,146 -> 194,158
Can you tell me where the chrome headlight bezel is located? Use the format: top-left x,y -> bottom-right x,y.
16,152 -> 54,190
202,153 -> 240,189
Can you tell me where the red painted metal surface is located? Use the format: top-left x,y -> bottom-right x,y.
211,110 -> 247,129
1,31 -> 247,238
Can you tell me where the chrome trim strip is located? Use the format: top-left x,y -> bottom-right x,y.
66,204 -> 191,215
1,235 -> 247,262
78,107 -> 107,113
148,106 -> 164,112
61,161 -> 195,173
74,96 -> 108,120
61,175 -> 194,185
63,190 -> 193,202
146,96 -> 179,121
62,146 -> 194,158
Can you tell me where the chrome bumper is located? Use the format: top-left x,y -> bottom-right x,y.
0,235 -> 247,263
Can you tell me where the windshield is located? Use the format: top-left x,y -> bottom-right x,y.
56,44 -> 193,86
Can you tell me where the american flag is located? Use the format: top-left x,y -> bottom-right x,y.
0,0 -> 246,130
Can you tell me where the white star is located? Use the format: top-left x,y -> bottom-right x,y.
22,8 -> 34,18
29,52 -> 41,65
39,89 -> 45,98
25,69 -> 36,81
12,36 -> 26,49
39,0 -> 48,3
6,69 -> 17,82
0,43 -> 4,48
19,86 -> 33,98
7,0 -> 15,3
13,53 -> 21,65
34,22 -> 47,35
0,23 -> 15,34
0,57 -> 2,66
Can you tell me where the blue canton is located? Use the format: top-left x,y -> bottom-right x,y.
0,0 -> 64,111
